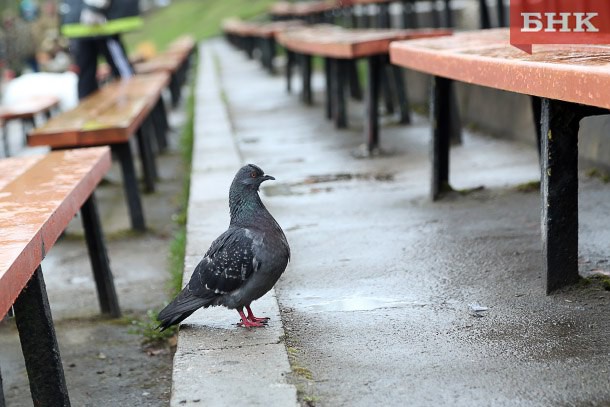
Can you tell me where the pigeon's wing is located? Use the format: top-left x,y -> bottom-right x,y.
188,227 -> 261,298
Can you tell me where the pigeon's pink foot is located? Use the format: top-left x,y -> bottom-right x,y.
237,319 -> 267,328
237,309 -> 267,328
246,305 -> 270,323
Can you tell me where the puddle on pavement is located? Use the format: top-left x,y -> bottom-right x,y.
301,173 -> 394,184
296,296 -> 428,313
263,172 -> 395,196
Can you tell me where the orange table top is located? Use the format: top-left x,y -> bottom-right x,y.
0,96 -> 60,121
28,73 -> 169,148
134,57 -> 182,74
276,25 -> 451,58
223,18 -> 305,38
0,147 -> 111,318
270,0 -> 337,16
167,35 -> 196,54
390,28 -> 610,109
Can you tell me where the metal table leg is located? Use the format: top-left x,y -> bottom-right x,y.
14,267 -> 71,407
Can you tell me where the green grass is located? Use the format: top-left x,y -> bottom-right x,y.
586,168 -> 610,183
128,309 -> 176,345
515,180 -> 540,193
128,84 -> 194,345
123,0 -> 277,52
128,47 -> 196,345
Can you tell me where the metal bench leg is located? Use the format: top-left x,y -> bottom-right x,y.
152,99 -> 169,152
331,58 -> 348,129
496,0 -> 506,26
136,118 -> 158,193
377,3 -> 390,28
348,61 -> 362,101
23,117 -> 36,149
540,100 -> 607,293
81,193 -> 121,317
0,364 -> 5,407
111,143 -> 146,231
430,76 -> 452,200
391,63 -> 411,124
157,96 -> 171,134
169,75 -> 180,108
245,37 -> 255,59
431,0 -> 441,27
381,66 -> 395,116
13,266 -> 71,407
324,58 -> 333,120
366,55 -> 382,152
1,122 -> 8,157
401,0 -> 419,28
349,6 -> 358,28
530,96 -> 542,160
479,0 -> 491,28
444,0 -> 453,27
286,50 -> 294,93
301,54 -> 313,105
449,84 -> 463,145
266,38 -> 276,74
362,5 -> 372,27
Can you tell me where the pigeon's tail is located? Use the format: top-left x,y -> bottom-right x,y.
157,288 -> 213,331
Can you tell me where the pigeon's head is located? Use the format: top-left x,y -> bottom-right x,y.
232,164 -> 275,192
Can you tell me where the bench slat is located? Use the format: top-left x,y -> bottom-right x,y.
134,58 -> 182,75
0,146 -> 111,318
28,73 -> 169,148
270,0 -> 336,17
0,96 -> 59,121
277,25 -> 451,58
390,28 -> 610,110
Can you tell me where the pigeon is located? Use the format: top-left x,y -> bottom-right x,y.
158,164 -> 290,330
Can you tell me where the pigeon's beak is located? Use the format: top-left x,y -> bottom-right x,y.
262,175 -> 275,182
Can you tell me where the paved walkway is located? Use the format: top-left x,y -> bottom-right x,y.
173,38 -> 610,406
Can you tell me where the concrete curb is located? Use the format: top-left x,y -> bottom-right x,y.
169,41 -> 298,406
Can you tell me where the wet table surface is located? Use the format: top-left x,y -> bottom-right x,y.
222,18 -> 305,38
0,96 -> 60,120
0,146 -> 111,318
28,73 -> 169,147
270,0 -> 337,16
276,25 -> 451,58
390,28 -> 610,109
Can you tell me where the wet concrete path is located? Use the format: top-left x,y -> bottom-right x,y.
208,37 -> 610,406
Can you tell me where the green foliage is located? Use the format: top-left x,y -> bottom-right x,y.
129,43 -> 196,345
586,168 -> 610,183
167,72 -> 196,298
515,180 -> 540,193
123,0 -> 277,52
129,309 -> 178,345
168,227 -> 187,296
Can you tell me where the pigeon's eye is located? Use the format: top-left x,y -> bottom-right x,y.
250,171 -> 258,178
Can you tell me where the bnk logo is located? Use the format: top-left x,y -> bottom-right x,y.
510,1 -> 610,53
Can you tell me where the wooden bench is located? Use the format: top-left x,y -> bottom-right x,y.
337,0 -> 451,29
339,0 -> 506,29
276,25 -> 449,154
28,73 -> 171,232
0,96 -> 60,157
271,0 -> 504,30
270,0 -> 336,23
223,18 -> 304,73
0,146 -> 118,406
134,36 -> 196,107
390,28 -> 610,293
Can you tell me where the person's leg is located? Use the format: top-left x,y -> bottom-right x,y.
100,34 -> 134,79
72,38 -> 99,99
